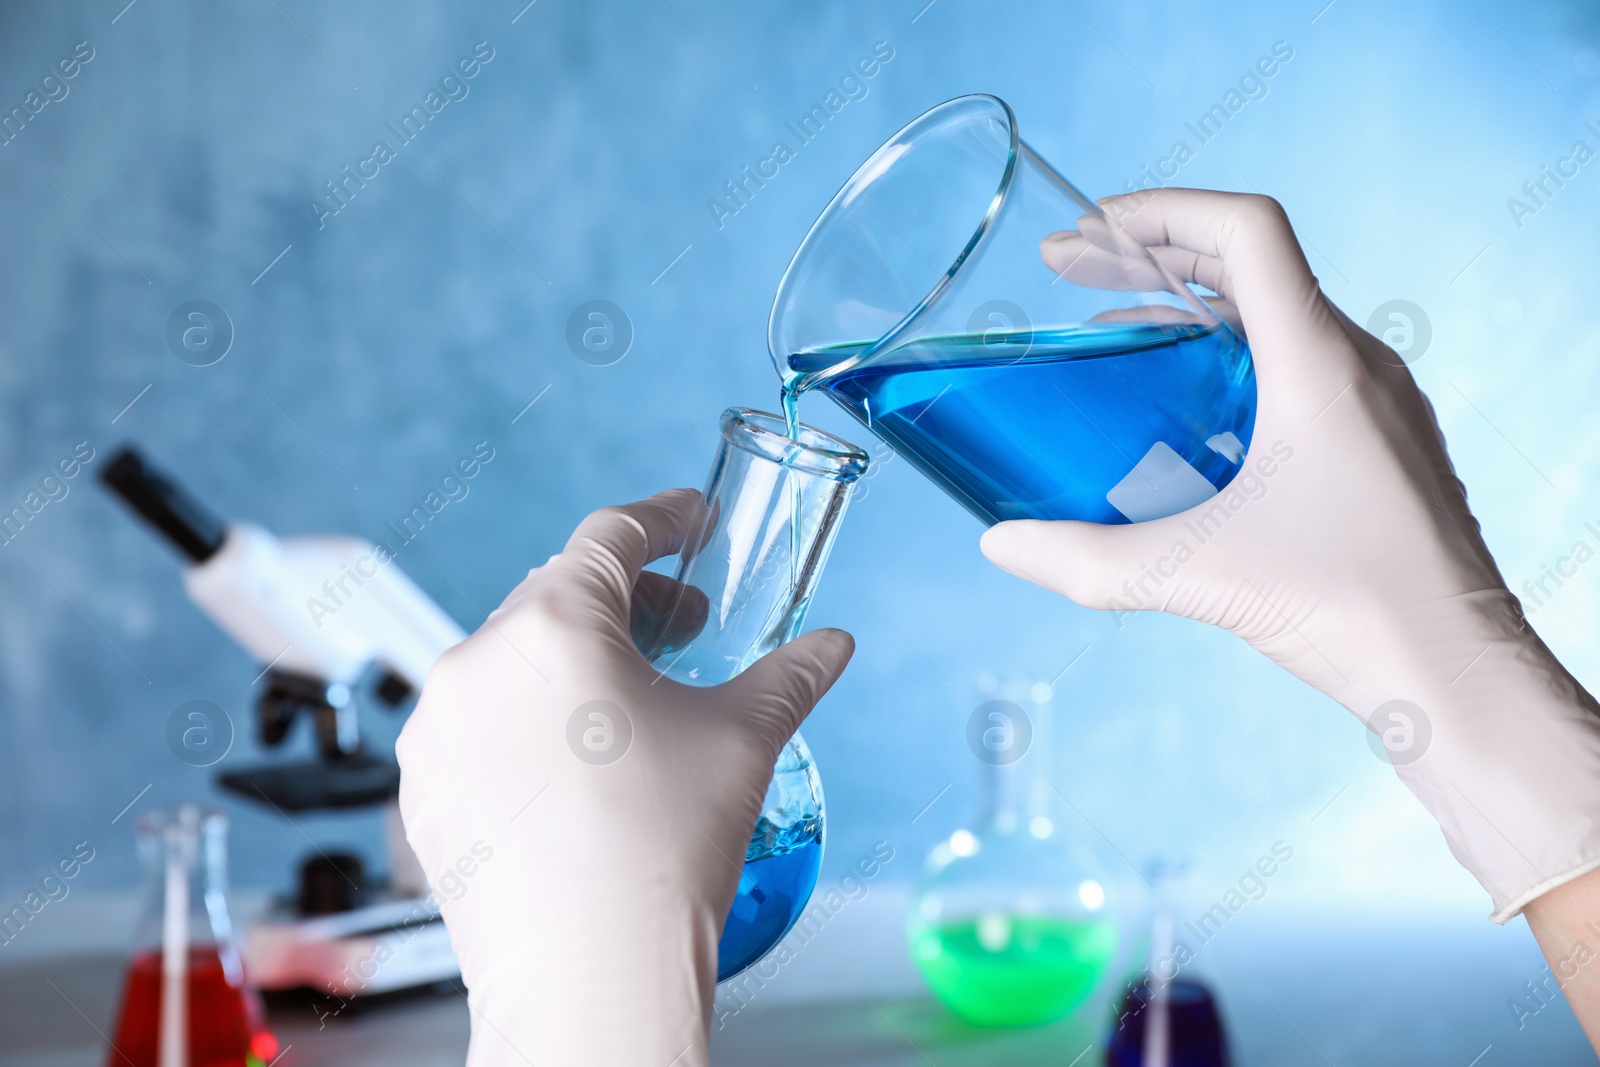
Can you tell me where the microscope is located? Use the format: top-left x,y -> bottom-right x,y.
102,447 -> 467,997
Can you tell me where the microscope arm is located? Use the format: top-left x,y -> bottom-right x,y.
103,447 -> 465,694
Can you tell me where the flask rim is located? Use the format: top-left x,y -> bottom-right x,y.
135,803 -> 227,837
766,93 -> 1021,392
719,407 -> 869,482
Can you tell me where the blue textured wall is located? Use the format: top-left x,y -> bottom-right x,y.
2,0 -> 1599,943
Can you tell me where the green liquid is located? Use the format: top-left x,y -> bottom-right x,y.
908,913 -> 1118,1028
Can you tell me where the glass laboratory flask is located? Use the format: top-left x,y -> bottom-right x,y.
635,407 -> 868,982
106,806 -> 277,1067
1108,966 -> 1232,1066
1107,859 -> 1232,1067
908,685 -> 1124,1027
769,94 -> 1256,526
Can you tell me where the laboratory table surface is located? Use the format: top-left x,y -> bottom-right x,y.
1,886 -> 1593,1066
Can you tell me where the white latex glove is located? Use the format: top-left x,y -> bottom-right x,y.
981,187 -> 1600,922
397,489 -> 853,1066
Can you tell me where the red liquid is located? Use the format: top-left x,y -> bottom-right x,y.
106,945 -> 277,1067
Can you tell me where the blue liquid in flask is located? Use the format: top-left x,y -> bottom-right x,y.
788,321 -> 1256,525
717,814 -> 823,981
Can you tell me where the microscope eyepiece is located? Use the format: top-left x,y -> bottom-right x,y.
101,447 -> 227,563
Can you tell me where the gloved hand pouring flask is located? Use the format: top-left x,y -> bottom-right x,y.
770,94 -> 1257,525
635,408 -> 869,981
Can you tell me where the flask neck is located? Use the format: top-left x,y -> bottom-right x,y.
977,695 -> 1055,836
131,807 -> 236,954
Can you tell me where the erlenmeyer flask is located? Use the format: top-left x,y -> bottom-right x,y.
1107,859 -> 1233,1067
106,806 -> 276,1067
636,408 -> 868,982
770,94 -> 1256,526
908,681 -> 1124,1027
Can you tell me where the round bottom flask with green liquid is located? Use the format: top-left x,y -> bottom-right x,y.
908,687 -> 1124,1027
635,407 -> 868,982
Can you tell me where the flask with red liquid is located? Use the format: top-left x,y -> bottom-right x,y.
106,806 -> 278,1067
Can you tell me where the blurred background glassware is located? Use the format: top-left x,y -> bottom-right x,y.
105,805 -> 278,1067
907,678 -> 1125,1027
635,407 -> 868,982
1106,858 -> 1233,1067
1107,969 -> 1232,1067
769,94 -> 1256,526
